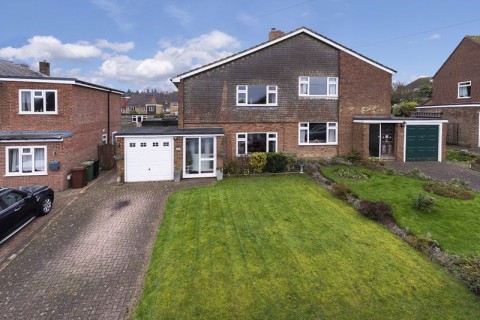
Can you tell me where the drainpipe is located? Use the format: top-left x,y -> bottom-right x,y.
107,90 -> 111,143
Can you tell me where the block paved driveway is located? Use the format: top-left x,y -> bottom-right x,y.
0,170 -> 214,319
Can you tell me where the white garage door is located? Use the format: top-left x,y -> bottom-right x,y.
125,137 -> 173,182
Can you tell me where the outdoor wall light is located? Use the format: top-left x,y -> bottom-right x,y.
401,121 -> 407,128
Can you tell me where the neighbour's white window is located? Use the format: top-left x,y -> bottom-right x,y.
132,115 -> 147,123
6,146 -> 47,175
236,132 -> 277,155
299,77 -> 338,97
237,85 -> 277,106
147,105 -> 156,112
458,81 -> 471,98
19,90 -> 57,114
299,122 -> 338,145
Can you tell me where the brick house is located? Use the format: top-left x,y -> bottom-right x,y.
115,27 -> 447,182
417,36 -> 480,149
0,60 -> 123,190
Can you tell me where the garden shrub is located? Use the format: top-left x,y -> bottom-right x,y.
332,182 -> 351,200
423,181 -> 475,200
334,168 -> 369,180
249,152 -> 267,174
223,160 -> 240,175
264,152 -> 297,173
446,148 -> 477,163
357,199 -> 393,223
405,168 -> 430,180
451,255 -> 480,295
360,157 -> 385,171
343,150 -> 362,163
412,192 -> 436,212
407,234 -> 439,253
449,178 -> 470,188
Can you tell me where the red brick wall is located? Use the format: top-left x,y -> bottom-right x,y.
429,37 -> 480,105
338,51 -> 392,155
0,80 -> 123,190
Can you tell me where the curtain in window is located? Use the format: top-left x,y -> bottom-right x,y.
21,91 -> 31,111
34,148 -> 45,172
8,149 -> 19,172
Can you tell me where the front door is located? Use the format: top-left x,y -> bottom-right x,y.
184,137 -> 216,178
369,124 -> 395,159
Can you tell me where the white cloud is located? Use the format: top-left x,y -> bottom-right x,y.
164,5 -> 192,27
425,34 -> 441,40
96,39 -> 134,52
90,0 -> 133,31
97,30 -> 240,89
0,36 -> 102,61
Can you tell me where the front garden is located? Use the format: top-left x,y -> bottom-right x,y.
135,175 -> 480,319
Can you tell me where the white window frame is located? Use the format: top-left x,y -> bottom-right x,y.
299,76 -> 338,98
112,131 -> 118,144
298,122 -> 338,145
19,89 -> 58,114
236,85 -> 278,106
131,115 -> 147,123
5,146 -> 48,176
458,81 -> 471,98
147,105 -> 156,112
236,132 -> 277,156
102,134 -> 108,144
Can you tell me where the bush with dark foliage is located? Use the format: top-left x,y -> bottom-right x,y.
357,199 -> 393,223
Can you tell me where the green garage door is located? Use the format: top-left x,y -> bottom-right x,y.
406,125 -> 439,161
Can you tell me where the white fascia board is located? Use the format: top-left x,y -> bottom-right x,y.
416,104 -> 480,109
116,134 -> 224,138
0,138 -> 64,143
0,78 -> 123,94
353,119 -> 448,124
172,28 -> 395,83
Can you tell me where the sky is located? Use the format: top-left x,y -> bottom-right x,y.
1,0 -> 480,92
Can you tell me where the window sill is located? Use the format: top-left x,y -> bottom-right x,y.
18,112 -> 58,115
457,96 -> 471,99
5,172 -> 48,177
298,96 -> 338,100
236,104 -> 278,107
298,143 -> 338,146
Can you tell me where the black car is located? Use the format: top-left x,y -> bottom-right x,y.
0,186 -> 54,245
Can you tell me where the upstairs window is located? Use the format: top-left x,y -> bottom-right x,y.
299,76 -> 338,97
19,90 -> 57,114
147,105 -> 156,112
458,81 -> 471,98
237,85 -> 277,106
299,122 -> 338,145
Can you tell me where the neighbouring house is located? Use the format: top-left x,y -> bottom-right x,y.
417,36 -> 480,149
114,27 -> 447,183
0,60 -> 123,190
120,92 -> 178,128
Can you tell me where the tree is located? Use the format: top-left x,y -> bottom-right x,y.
392,101 -> 417,117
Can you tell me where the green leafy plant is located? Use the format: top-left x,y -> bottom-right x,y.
343,150 -> 362,163
405,168 -> 430,180
412,192 -> 436,212
392,101 -> 417,117
449,178 -> 470,188
407,234 -> 439,253
332,182 -> 351,200
249,152 -> 267,174
423,182 -> 475,200
264,152 -> 297,173
223,160 -> 240,175
357,199 -> 393,223
335,168 -> 369,181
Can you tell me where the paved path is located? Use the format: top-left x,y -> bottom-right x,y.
385,161 -> 480,191
0,170 -> 214,319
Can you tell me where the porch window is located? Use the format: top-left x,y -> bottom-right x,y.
458,81 -> 471,98
299,122 -> 337,145
19,90 -> 57,114
236,133 -> 277,155
6,146 -> 47,175
184,137 -> 216,177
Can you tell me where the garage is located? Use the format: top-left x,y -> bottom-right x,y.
124,137 -> 173,182
405,125 -> 439,161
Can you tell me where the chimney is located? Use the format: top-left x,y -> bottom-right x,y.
39,60 -> 50,76
268,28 -> 284,41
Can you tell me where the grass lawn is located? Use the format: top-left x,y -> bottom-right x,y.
321,166 -> 480,256
134,175 -> 480,319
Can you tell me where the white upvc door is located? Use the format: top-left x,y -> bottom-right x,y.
183,137 -> 216,178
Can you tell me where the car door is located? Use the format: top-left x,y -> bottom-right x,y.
0,190 -> 37,240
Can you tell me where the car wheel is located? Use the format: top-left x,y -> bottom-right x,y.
39,196 -> 53,215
